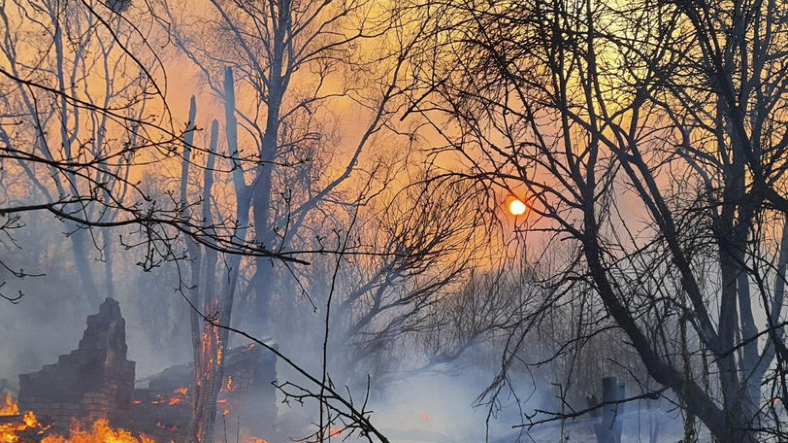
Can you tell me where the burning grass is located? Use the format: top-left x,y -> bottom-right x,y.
0,395 -> 274,443
1,394 -> 161,443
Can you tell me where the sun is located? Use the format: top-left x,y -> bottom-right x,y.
508,198 -> 527,216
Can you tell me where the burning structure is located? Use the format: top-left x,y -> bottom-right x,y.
9,298 -> 277,443
133,344 -> 278,442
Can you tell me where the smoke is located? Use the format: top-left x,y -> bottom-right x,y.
371,372 -> 522,443
0,179 -> 696,443
0,211 -> 193,384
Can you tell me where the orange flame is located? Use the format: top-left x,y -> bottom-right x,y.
41,419 -> 156,443
0,395 -> 19,417
1,395 -> 271,443
162,387 -> 189,406
1,396 -> 155,443
221,376 -> 236,393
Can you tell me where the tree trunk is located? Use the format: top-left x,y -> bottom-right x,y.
70,227 -> 101,308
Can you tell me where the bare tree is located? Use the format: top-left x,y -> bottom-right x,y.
144,2 -> 430,440
329,176 -> 496,384
407,0 -> 788,441
0,0 -> 305,308
0,0 -> 160,306
0,1 -> 433,442
150,0 -> 421,333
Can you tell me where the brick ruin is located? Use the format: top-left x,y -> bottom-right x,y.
19,298 -> 135,433
16,298 -> 277,441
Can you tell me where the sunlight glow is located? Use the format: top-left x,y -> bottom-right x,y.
508,198 -> 527,216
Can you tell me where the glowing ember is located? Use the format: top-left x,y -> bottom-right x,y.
167,387 -> 189,406
144,388 -> 189,407
221,376 -> 237,393
155,422 -> 178,433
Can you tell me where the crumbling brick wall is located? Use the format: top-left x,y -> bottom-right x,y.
15,298 -> 278,442
18,298 -> 136,433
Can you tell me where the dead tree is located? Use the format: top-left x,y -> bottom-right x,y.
150,3 -> 422,440
330,177 -> 497,384
0,0 -> 155,307
0,0 -> 300,308
151,0 -> 419,339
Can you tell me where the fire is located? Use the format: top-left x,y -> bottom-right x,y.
420,412 -> 430,421
200,325 -> 223,367
0,394 -> 40,443
1,394 -> 270,443
218,399 -> 231,416
221,376 -> 236,393
146,388 -> 188,407
0,395 -> 19,416
41,419 -> 156,443
166,388 -> 188,406
0,413 -> 40,443
216,379 -> 235,415
0,395 -> 154,443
